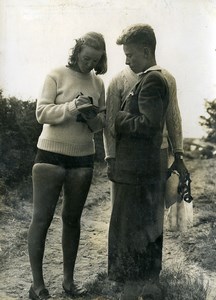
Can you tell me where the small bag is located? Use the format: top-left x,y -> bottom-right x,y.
165,170 -> 181,209
165,170 -> 193,231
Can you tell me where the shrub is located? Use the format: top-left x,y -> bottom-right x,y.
200,99 -> 216,143
0,90 -> 42,189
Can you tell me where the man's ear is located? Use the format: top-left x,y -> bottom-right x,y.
143,47 -> 150,57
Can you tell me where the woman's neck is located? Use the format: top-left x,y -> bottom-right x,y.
70,64 -> 82,73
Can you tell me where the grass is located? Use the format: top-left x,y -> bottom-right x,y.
83,268 -> 210,299
160,268 -> 210,300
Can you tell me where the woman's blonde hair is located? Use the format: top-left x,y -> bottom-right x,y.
67,32 -> 107,75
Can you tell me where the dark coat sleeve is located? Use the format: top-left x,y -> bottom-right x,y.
115,72 -> 167,137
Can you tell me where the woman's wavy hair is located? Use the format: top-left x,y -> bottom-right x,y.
67,32 -> 107,75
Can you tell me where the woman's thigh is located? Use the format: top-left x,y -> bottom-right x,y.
32,163 -> 65,222
62,167 -> 93,220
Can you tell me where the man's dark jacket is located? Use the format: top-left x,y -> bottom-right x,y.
111,70 -> 169,185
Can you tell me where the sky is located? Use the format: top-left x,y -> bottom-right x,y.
0,0 -> 216,138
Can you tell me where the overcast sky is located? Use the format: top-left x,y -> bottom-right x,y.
0,0 -> 216,138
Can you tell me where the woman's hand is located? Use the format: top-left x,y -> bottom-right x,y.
75,95 -> 92,108
76,95 -> 98,120
75,94 -> 105,130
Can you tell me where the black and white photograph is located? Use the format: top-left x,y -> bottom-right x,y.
0,1 -> 216,299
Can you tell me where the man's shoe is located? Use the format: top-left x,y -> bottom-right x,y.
141,282 -> 163,300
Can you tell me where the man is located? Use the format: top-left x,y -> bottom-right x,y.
103,24 -> 188,299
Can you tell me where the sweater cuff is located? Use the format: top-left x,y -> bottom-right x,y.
68,100 -> 78,114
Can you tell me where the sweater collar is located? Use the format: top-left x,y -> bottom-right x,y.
66,66 -> 93,79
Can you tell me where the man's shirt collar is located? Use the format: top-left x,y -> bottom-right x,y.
137,65 -> 162,77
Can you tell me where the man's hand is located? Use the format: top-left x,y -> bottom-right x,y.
168,152 -> 189,180
168,152 -> 193,203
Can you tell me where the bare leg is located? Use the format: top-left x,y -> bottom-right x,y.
28,163 -> 65,293
62,167 -> 93,289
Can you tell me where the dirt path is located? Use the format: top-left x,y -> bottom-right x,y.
0,160 -> 215,299
0,170 -> 111,300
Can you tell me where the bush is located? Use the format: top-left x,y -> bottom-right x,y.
0,90 -> 42,189
200,99 -> 216,143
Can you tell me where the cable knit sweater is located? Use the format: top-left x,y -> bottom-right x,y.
36,66 -> 105,157
104,66 -> 183,159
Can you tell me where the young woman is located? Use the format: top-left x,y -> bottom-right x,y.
28,32 -> 107,300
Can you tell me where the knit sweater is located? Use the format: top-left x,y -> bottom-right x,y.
103,66 -> 183,159
37,66 -> 105,156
